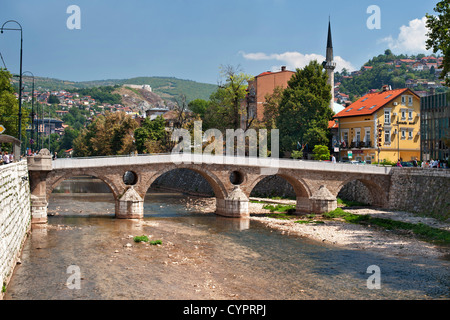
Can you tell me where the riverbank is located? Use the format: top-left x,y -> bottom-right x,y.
182,196 -> 450,260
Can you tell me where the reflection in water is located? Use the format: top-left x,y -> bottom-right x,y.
4,179 -> 450,300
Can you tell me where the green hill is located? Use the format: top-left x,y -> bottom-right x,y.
14,75 -> 218,102
335,51 -> 448,102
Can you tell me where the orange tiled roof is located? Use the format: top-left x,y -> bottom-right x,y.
333,88 -> 416,118
328,120 -> 338,129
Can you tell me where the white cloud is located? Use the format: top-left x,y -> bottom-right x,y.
240,51 -> 356,72
379,16 -> 432,54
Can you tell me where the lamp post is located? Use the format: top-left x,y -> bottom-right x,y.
1,20 -> 23,152
22,71 -> 35,152
336,118 -> 341,162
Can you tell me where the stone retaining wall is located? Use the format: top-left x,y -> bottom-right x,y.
0,161 -> 31,299
388,168 -> 450,220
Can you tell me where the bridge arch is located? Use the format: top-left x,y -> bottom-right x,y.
138,164 -> 228,200
46,170 -> 122,202
336,176 -> 386,207
246,173 -> 312,199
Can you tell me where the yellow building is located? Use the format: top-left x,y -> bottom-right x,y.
333,86 -> 421,163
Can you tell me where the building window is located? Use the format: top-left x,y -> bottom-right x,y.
408,109 -> 413,120
343,132 -> 348,146
365,128 -> 371,146
401,129 -> 406,139
408,96 -> 413,106
384,110 -> 391,124
384,130 -> 391,144
401,96 -> 406,105
355,129 -> 361,143
408,130 -> 413,139
401,109 -> 406,120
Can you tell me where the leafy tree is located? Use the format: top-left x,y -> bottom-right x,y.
263,86 -> 284,130
134,115 -> 168,154
59,127 -> 79,151
426,0 -> 450,86
276,61 -> 333,155
0,69 -> 29,142
73,111 -> 138,156
48,95 -> 60,104
188,99 -> 210,119
204,65 -> 253,131
312,145 -> 331,161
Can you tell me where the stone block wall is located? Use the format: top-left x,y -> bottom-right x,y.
0,161 -> 31,298
388,168 -> 450,220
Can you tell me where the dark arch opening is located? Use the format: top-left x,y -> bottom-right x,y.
146,168 -> 222,216
49,175 -> 115,217
337,179 -> 379,207
250,175 -> 296,200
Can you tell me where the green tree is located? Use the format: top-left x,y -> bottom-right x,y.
73,111 -> 138,157
426,0 -> 450,86
263,86 -> 284,130
276,61 -> 333,155
48,95 -> 60,104
188,99 -> 210,119
312,145 -> 331,161
0,69 -> 29,142
204,65 -> 253,131
134,115 -> 168,154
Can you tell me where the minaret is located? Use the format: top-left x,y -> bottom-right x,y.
323,19 -> 336,111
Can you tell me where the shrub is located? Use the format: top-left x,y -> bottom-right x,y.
133,235 -> 149,243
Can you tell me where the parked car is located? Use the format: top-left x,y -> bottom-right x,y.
350,160 -> 366,165
401,161 -> 414,167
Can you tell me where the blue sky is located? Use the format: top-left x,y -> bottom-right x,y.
0,0 -> 440,85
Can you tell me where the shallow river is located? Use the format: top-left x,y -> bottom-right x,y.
4,179 -> 449,300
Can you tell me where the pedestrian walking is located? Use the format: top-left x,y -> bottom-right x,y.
3,152 -> 10,165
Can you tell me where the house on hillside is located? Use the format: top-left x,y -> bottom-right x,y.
333,86 -> 421,163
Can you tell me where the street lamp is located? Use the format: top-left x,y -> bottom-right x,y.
21,71 -> 36,152
1,20 -> 23,152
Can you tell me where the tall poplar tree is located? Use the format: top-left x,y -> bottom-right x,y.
276,60 -> 333,155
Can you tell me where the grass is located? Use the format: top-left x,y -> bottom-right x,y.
336,198 -> 368,207
133,235 -> 149,243
263,204 -> 296,214
324,208 -> 450,244
295,220 -> 325,224
133,236 -> 162,245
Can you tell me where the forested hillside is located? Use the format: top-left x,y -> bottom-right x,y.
335,50 -> 447,102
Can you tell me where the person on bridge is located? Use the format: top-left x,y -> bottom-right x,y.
396,160 -> 402,167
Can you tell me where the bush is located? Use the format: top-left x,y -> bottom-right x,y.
133,235 -> 149,243
291,150 -> 303,159
312,145 -> 330,161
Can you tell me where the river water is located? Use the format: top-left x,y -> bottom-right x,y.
4,178 -> 449,300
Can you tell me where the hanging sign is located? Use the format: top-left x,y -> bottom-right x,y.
0,125 -> 5,134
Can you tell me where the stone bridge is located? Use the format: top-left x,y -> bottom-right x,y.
27,149 -> 394,224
